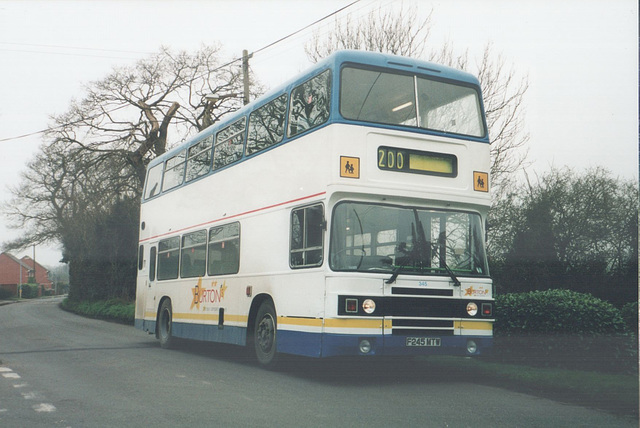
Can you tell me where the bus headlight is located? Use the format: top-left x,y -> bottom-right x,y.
362,299 -> 376,314
466,302 -> 478,317
467,340 -> 478,354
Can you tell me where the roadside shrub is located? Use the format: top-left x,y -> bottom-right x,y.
621,301 -> 638,334
489,290 -> 635,373
495,289 -> 626,335
60,298 -> 134,325
20,284 -> 40,299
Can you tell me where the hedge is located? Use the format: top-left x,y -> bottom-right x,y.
621,301 -> 638,333
489,289 -> 635,373
60,298 -> 135,325
20,284 -> 40,299
494,289 -> 627,335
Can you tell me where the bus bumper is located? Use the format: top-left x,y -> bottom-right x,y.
318,334 -> 493,358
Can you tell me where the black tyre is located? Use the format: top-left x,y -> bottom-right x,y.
253,301 -> 278,368
158,299 -> 175,349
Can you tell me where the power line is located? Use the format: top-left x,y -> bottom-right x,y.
0,41 -> 154,56
0,0 -> 361,145
251,0 -> 360,56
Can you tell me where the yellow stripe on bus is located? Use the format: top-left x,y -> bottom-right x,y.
325,318 -> 384,329
455,321 -> 493,331
279,317 -> 388,329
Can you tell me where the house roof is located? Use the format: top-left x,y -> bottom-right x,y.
2,252 -> 34,270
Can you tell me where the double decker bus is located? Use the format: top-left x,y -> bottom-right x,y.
135,50 -> 494,368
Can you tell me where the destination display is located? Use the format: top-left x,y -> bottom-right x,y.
377,146 -> 457,177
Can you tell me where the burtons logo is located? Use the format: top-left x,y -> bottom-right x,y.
464,286 -> 489,297
190,278 -> 227,310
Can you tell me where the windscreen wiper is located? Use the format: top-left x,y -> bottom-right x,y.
430,242 -> 461,287
385,223 -> 417,284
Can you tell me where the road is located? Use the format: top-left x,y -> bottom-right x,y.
0,298 -> 636,428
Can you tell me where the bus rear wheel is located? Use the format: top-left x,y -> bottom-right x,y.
158,299 -> 175,349
253,301 -> 278,368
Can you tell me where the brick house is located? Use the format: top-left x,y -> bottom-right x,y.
0,252 -> 54,297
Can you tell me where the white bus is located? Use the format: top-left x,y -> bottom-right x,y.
135,50 -> 494,368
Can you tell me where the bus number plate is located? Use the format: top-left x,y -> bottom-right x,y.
406,337 -> 441,347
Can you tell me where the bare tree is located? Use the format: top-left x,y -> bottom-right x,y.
306,5 -> 432,61
4,45 -> 255,246
2,45 -> 259,299
47,45 -> 248,187
305,5 -> 529,195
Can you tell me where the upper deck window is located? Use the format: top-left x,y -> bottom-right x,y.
340,67 -> 485,138
162,150 -> 186,192
288,70 -> 331,137
144,163 -> 163,200
246,94 -> 287,156
186,136 -> 213,182
214,118 -> 246,170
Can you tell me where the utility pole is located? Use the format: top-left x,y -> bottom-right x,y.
242,49 -> 252,105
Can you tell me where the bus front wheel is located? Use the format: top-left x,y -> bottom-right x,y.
253,301 -> 278,368
158,299 -> 175,349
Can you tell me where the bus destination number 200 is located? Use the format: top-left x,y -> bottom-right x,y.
378,146 -> 457,177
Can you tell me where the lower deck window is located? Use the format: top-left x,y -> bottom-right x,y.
208,223 -> 240,276
157,237 -> 180,280
290,204 -> 324,268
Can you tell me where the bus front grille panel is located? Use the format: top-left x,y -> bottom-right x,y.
391,318 -> 455,336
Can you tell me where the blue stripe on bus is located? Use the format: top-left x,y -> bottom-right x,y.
136,318 -> 492,358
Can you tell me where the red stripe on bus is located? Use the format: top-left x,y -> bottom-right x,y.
139,191 -> 327,243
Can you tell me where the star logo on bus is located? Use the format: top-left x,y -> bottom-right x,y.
220,282 -> 227,299
190,277 -> 202,311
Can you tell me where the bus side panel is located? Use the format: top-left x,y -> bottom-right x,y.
171,322 -> 246,346
277,330 -> 323,358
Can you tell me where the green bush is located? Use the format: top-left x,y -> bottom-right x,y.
20,284 -> 39,299
621,301 -> 638,333
60,298 -> 134,325
489,290 -> 635,373
495,289 -> 626,335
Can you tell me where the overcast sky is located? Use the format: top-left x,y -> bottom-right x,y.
0,0 -> 637,266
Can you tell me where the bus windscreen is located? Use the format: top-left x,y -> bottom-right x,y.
340,67 -> 485,138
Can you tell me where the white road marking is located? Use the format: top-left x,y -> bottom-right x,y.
2,366 -> 57,415
32,403 -> 57,413
2,372 -> 20,379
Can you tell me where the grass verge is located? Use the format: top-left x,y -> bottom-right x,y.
425,355 -> 639,417
60,298 -> 134,325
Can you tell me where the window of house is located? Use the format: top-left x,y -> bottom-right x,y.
290,204 -> 324,268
